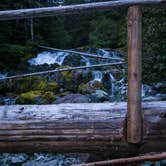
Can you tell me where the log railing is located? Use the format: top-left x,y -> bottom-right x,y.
0,102 -> 165,153
0,0 -> 165,154
0,0 -> 165,20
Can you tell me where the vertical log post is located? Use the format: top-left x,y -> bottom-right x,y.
127,6 -> 142,143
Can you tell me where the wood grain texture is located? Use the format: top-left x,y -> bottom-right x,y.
0,0 -> 165,20
127,6 -> 142,143
0,102 -> 165,153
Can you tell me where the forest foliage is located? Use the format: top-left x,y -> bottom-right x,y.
0,0 -> 165,84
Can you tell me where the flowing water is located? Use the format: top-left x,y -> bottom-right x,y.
109,73 -> 116,97
92,71 -> 103,82
28,49 -> 125,99
28,51 -> 69,66
0,72 -> 7,79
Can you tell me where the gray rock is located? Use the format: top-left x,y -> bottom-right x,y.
90,90 -> 109,102
143,94 -> 166,101
142,84 -> 154,98
54,94 -> 91,104
153,82 -> 166,94
2,153 -> 28,164
23,159 -> 57,166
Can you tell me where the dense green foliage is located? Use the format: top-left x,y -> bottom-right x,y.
0,0 -> 165,83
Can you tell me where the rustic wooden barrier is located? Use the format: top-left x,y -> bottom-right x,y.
0,0 -> 165,20
0,0 -> 166,154
127,6 -> 142,143
0,62 -> 124,81
0,102 -> 165,153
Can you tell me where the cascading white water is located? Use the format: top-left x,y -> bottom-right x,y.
81,56 -> 91,66
92,71 -> 103,82
27,48 -> 128,99
109,73 -> 116,97
97,48 -> 120,59
28,51 -> 69,66
0,72 -> 7,79
97,49 -> 110,57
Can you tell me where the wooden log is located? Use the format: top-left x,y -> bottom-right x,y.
0,62 -> 124,81
0,102 -> 165,153
0,0 -> 165,21
72,152 -> 166,166
127,6 -> 142,143
38,45 -> 124,61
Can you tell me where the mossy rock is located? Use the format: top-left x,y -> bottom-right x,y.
45,82 -> 59,92
62,69 -> 78,92
18,90 -> 42,104
58,91 -> 70,97
14,76 -> 47,93
42,91 -> 55,104
78,81 -> 105,94
0,75 -> 60,99
17,90 -> 55,104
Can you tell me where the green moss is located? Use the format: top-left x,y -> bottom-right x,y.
14,76 -> 47,93
31,76 -> 47,91
59,91 -> 70,97
46,82 -> 59,92
18,90 -> 55,104
18,90 -> 42,104
62,69 -> 78,91
42,91 -> 55,104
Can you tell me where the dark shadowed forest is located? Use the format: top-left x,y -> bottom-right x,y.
0,0 -> 165,83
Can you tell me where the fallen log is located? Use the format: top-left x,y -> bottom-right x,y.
0,102 -> 165,153
0,0 -> 165,21
38,45 -> 124,61
0,62 -> 124,81
72,152 -> 166,166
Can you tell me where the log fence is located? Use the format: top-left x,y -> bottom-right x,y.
0,0 -> 166,163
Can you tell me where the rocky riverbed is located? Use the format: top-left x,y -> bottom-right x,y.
0,153 -> 90,166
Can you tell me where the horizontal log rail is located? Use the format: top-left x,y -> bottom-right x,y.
0,101 -> 165,153
0,0 -> 165,20
38,45 -> 124,61
0,62 -> 124,81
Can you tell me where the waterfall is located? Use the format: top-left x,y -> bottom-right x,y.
81,56 -> 91,66
28,51 -> 69,66
97,48 -> 120,59
109,73 -> 116,97
97,49 -> 110,57
92,71 -> 103,82
27,48 -> 128,100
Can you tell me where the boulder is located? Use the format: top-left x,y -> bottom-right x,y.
90,90 -> 109,102
54,94 -> 91,104
154,82 -> 166,94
